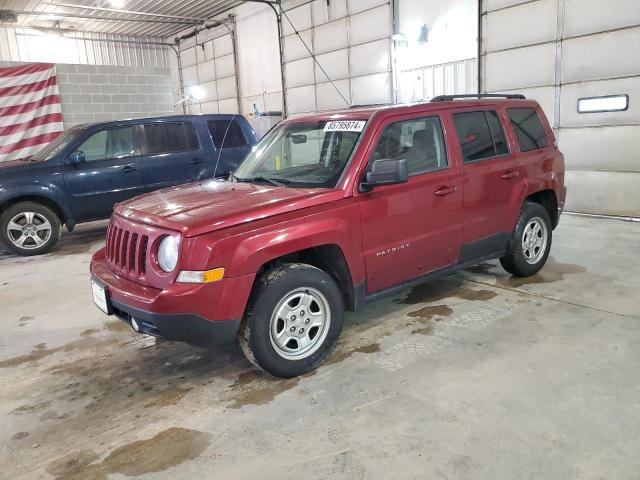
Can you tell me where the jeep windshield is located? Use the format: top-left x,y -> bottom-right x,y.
233,119 -> 365,188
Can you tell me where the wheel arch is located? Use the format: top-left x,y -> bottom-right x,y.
0,195 -> 71,229
252,244 -> 358,312
524,189 -> 558,228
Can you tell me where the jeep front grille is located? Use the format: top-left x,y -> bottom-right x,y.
105,224 -> 148,279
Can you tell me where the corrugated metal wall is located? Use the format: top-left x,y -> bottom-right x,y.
481,0 -> 640,217
398,58 -> 477,103
282,0 -> 393,114
0,26 -> 169,67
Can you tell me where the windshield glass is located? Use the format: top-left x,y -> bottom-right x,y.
234,119 -> 365,188
30,126 -> 84,162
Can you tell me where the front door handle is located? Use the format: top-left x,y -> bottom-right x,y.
121,163 -> 137,173
190,158 -> 204,165
501,170 -> 520,180
434,186 -> 457,197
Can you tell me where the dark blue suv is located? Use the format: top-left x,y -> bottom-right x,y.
0,114 -> 257,256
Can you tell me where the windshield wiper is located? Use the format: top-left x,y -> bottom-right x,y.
236,176 -> 290,187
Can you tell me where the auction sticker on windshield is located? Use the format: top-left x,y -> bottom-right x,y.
324,120 -> 366,132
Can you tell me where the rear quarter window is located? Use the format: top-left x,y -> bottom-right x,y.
453,110 -> 509,162
507,108 -> 549,152
208,120 -> 248,149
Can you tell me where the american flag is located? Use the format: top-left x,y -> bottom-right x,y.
0,63 -> 65,163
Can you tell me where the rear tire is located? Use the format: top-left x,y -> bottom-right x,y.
239,263 -> 344,378
0,202 -> 61,256
500,202 -> 552,277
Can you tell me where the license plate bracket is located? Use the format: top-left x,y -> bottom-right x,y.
91,278 -> 113,315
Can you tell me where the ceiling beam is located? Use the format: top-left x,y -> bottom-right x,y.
10,10 -> 201,25
42,1 -> 213,22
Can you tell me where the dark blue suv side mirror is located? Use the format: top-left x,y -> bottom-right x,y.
68,151 -> 85,164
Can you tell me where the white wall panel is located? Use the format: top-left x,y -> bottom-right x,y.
349,6 -> 391,45
287,85 -> 316,113
314,19 -> 349,53
199,80 -> 218,102
348,0 -> 388,15
213,35 -> 234,57
285,57 -> 315,87
560,77 -> 640,127
215,54 -> 236,79
486,0 -> 534,11
559,126 -> 640,172
282,4 -> 313,36
200,101 -> 219,114
564,170 -> 640,217
485,0 -> 557,52
181,47 -> 197,67
197,61 -> 215,83
234,2 -> 282,114
312,0 -> 348,24
182,65 -> 198,87
351,73 -> 391,106
316,79 -> 351,111
196,42 -> 214,63
350,39 -> 390,76
561,27 -> 640,84
218,98 -> 239,114
563,0 -> 640,37
314,49 -> 349,81
216,75 -> 238,99
282,0 -> 392,113
485,43 -> 556,90
283,30 -> 313,62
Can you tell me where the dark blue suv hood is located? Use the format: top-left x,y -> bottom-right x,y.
0,158 -> 45,174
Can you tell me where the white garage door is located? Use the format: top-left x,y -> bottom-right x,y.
179,26 -> 240,115
481,0 -> 640,217
282,0 -> 393,115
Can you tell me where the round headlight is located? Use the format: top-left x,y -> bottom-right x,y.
158,235 -> 179,272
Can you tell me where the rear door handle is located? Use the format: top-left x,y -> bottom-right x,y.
501,170 -> 520,180
190,158 -> 204,165
121,163 -> 137,173
434,186 -> 457,197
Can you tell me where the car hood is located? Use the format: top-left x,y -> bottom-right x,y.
0,158 -> 39,173
114,179 -> 343,237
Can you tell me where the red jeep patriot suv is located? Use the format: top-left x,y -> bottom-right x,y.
90,94 -> 566,378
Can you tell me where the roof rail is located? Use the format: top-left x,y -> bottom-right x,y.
430,93 -> 526,102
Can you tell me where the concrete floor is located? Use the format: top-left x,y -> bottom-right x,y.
0,214 -> 639,480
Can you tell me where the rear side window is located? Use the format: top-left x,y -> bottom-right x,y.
508,108 -> 549,152
453,110 -> 509,162
142,122 -> 199,155
208,120 -> 247,149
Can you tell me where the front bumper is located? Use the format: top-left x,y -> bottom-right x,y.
110,299 -> 240,346
90,248 -> 255,346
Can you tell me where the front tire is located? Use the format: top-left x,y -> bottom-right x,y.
239,263 -> 344,378
500,202 -> 552,277
0,202 -> 61,256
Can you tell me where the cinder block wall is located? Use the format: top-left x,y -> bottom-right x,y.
0,61 -> 177,128
55,64 -> 176,127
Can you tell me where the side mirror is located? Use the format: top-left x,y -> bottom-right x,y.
290,134 -> 307,144
361,158 -> 408,191
68,151 -> 85,164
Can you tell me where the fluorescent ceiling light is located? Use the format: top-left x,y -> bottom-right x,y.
577,95 -> 629,113
109,0 -> 125,8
